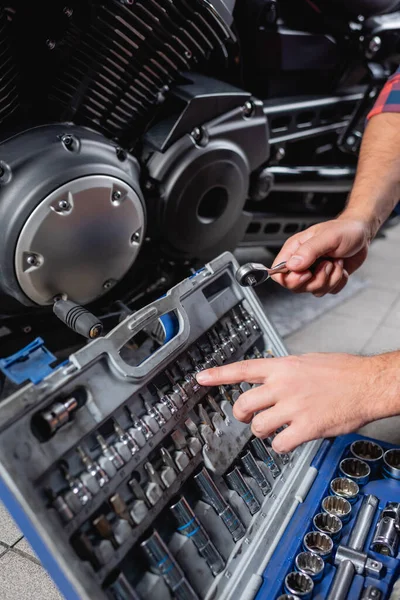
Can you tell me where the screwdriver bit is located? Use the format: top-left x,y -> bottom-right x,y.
171,429 -> 192,458
73,532 -> 102,571
198,404 -> 214,431
144,461 -> 165,489
161,447 -> 178,474
109,493 -> 134,527
184,417 -> 201,440
206,394 -> 225,419
93,514 -> 118,548
219,385 -> 234,406
128,477 -> 150,508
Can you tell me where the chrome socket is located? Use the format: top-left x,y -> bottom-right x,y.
313,512 -> 343,542
322,495 -> 352,523
295,551 -> 324,582
383,449 -> 400,480
284,571 -> 314,599
330,477 -> 359,504
303,531 -> 333,559
277,596 -> 299,600
350,440 -> 383,464
339,457 -> 370,486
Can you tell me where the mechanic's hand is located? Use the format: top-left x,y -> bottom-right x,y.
196,354 -> 386,452
270,215 -> 372,296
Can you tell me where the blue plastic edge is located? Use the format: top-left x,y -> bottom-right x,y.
0,337 -> 58,385
0,476 -> 81,600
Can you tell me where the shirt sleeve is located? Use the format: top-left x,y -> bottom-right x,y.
368,67 -> 400,119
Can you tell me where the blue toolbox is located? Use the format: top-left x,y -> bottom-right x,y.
0,252 -> 399,600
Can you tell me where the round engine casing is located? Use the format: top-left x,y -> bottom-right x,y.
0,125 -> 145,306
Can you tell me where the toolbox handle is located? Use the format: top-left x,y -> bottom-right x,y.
71,294 -> 190,380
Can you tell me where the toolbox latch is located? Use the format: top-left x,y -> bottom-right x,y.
0,337 -> 60,385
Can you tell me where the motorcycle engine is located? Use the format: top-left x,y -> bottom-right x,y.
0,0 -> 256,312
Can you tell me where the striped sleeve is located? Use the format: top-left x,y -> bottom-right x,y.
368,67 -> 400,119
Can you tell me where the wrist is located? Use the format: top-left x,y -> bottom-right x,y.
337,208 -> 380,243
365,353 -> 400,422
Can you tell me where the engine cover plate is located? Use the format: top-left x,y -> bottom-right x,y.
15,175 -> 144,306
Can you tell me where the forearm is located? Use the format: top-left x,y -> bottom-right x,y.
342,113 -> 400,238
372,351 -> 400,422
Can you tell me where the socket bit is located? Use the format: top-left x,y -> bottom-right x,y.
93,514 -> 118,548
113,421 -> 139,461
382,502 -> 400,524
109,493 -> 134,527
97,434 -> 125,472
144,399 -> 166,428
46,489 -> 74,523
339,457 -> 370,486
350,440 -> 383,466
231,308 -> 250,341
383,448 -> 400,480
240,450 -> 271,495
141,531 -> 199,600
225,467 -> 261,515
371,515 -> 399,557
60,464 -> 92,507
165,369 -> 189,403
226,321 -> 241,348
239,304 -> 260,332
170,497 -> 225,576
126,407 -> 153,441
330,477 -> 359,504
251,438 -> 281,478
313,512 -> 342,541
284,571 -> 314,599
322,495 -> 352,523
194,468 -> 245,542
77,446 -> 109,494
303,531 -> 333,558
156,387 -> 178,414
295,552 -> 324,582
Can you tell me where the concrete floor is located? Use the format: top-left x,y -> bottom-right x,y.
1,224 -> 400,598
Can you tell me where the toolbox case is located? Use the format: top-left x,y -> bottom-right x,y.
0,252 -> 399,600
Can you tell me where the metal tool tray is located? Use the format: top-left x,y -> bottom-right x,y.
0,251 -> 398,600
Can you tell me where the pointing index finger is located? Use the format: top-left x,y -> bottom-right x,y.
196,359 -> 271,386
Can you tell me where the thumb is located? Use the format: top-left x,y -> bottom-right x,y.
286,230 -> 342,271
